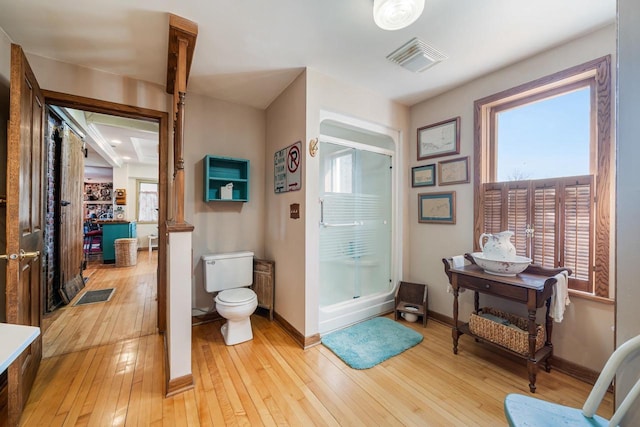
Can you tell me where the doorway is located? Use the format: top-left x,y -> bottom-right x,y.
41,104 -> 162,357
42,91 -> 169,334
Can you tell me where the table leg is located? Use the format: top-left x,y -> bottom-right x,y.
527,308 -> 538,393
452,287 -> 460,355
545,297 -> 553,372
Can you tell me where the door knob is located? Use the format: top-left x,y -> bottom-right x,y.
20,249 -> 40,260
61,200 -> 71,206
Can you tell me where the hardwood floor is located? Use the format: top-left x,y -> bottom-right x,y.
20,254 -> 613,426
42,254 -> 158,358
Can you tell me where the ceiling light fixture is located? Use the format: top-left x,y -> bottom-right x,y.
373,0 -> 425,31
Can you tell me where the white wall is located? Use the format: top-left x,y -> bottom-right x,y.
265,69 -> 409,338
408,25 -> 616,372
25,55 -> 168,113
185,92 -> 266,313
112,163 -> 159,249
264,71 -> 308,333
304,69 -> 410,337
616,0 -> 640,424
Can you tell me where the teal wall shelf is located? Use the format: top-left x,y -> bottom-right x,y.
203,155 -> 250,202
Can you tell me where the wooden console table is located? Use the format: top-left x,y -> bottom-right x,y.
442,254 -> 570,393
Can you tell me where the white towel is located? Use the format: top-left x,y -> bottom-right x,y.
452,255 -> 465,268
550,270 -> 570,323
447,255 -> 467,293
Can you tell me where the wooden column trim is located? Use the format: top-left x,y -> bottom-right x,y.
166,15 -> 197,96
166,14 -> 197,226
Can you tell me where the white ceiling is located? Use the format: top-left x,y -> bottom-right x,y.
0,1 -> 615,110
55,107 -> 159,171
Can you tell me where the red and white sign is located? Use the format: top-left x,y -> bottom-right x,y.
274,141 -> 302,193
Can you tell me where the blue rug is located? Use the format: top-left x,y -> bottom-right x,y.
321,317 -> 423,369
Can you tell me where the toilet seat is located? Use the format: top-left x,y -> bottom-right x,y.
216,288 -> 256,306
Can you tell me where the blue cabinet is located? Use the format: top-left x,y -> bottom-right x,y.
101,221 -> 136,264
203,155 -> 250,202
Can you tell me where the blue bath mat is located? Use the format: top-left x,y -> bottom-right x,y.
321,317 -> 423,369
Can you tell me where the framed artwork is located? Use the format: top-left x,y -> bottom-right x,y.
438,156 -> 470,185
412,164 -> 436,187
417,117 -> 461,160
418,191 -> 456,224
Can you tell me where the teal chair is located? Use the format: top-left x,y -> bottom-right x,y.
504,334 -> 640,427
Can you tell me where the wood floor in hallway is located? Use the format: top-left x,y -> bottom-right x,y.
42,253 -> 158,358
20,252 -> 613,426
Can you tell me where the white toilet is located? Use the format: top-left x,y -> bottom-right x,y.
202,251 -> 257,345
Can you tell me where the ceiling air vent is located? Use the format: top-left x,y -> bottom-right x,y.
386,37 -> 447,73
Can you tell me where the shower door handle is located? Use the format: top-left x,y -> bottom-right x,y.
320,221 -> 363,228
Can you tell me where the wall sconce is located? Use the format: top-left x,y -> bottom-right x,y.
373,0 -> 425,31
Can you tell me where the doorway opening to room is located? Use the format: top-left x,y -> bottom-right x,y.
41,91 -> 169,356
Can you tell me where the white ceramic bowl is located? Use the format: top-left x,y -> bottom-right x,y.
402,306 -> 419,322
471,252 -> 532,276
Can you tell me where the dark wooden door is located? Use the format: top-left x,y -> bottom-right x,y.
5,44 -> 45,426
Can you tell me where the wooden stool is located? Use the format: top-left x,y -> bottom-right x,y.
394,281 -> 428,327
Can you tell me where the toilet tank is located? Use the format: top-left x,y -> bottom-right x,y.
201,251 -> 254,292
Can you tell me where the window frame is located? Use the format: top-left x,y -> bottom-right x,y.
473,55 -> 612,298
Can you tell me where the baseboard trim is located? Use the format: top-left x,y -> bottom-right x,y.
192,311 -> 222,325
273,312 -> 321,349
166,374 -> 195,398
163,332 -> 195,397
426,309 -> 602,386
550,356 -> 601,386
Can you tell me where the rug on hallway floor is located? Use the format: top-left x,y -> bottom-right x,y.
74,288 -> 115,306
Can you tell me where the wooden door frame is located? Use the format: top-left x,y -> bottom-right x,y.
42,90 -> 169,332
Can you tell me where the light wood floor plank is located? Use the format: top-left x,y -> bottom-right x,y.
21,252 -> 613,426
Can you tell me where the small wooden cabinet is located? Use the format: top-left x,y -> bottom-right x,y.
203,155 -> 250,202
252,259 -> 275,321
100,221 -> 137,264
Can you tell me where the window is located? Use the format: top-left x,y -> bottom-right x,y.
474,56 -> 611,298
324,147 -> 354,193
136,180 -> 158,223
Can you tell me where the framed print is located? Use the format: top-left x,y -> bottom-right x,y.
438,156 -> 470,185
417,117 -> 460,160
418,191 -> 456,224
412,164 -> 436,187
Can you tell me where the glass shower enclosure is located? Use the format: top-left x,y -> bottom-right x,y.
319,141 -> 392,308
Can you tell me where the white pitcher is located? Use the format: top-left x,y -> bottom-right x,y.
479,231 -> 516,260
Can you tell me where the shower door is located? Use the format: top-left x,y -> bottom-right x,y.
319,141 -> 392,307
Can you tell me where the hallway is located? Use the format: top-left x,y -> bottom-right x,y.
42,253 -> 158,358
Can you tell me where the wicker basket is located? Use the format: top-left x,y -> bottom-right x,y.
469,307 -> 544,356
115,238 -> 138,267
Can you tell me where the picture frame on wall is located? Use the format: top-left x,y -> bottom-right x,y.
417,117 -> 460,161
418,191 -> 456,224
438,156 -> 470,185
411,164 -> 436,187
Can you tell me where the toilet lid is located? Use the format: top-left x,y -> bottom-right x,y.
217,288 -> 256,304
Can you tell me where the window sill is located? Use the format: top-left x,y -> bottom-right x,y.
568,289 -> 614,305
